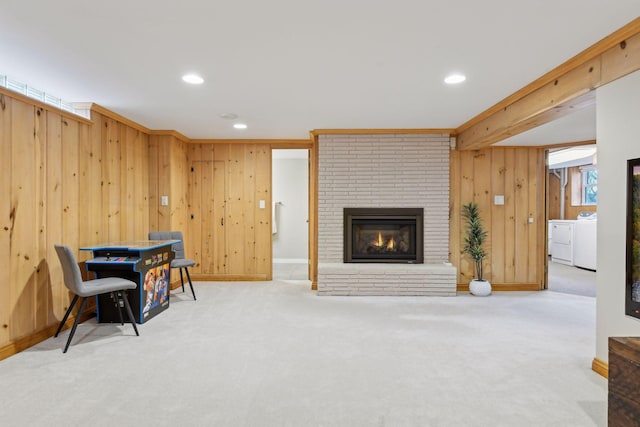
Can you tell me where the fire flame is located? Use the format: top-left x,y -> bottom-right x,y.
376,232 -> 384,247
387,238 -> 395,250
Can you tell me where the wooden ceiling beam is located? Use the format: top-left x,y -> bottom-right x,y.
456,18 -> 640,150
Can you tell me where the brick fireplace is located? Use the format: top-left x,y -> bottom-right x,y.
317,133 -> 456,296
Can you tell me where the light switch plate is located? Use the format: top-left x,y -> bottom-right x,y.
494,195 -> 505,205
259,199 -> 266,209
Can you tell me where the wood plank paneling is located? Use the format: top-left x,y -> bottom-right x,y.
148,135 -> 160,233
514,149 -> 530,283
490,148 -> 506,284
1,95 -> 275,357
61,117 -> 80,308
473,150 -> 492,280
451,147 -> 545,289
0,96 -> 154,357
185,142 -> 271,280
35,108 -> 48,331
227,144 -> 245,275
121,126 -> 136,240
0,95 -> 11,344
170,140 -> 189,233
254,145 -> 272,279
46,111 -> 64,321
10,100 -> 37,340
187,144 -> 203,274
503,148 -> 516,283
457,150 -> 475,284
213,157 -> 227,274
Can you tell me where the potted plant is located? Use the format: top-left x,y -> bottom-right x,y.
462,202 -> 491,296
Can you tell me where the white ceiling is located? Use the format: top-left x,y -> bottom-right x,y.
1,1 -> 638,141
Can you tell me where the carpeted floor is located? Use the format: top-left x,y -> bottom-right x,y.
548,261 -> 596,297
0,281 -> 605,426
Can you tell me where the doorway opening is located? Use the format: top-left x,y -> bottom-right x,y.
546,144 -> 597,297
272,149 -> 310,280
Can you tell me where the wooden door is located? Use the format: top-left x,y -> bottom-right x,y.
189,159 -> 227,274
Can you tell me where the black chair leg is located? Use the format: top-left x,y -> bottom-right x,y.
179,268 -> 185,293
114,292 -> 125,325
121,291 -> 139,336
184,267 -> 196,300
55,295 -> 79,337
63,297 -> 88,353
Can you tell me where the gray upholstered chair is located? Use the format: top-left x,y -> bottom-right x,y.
54,244 -> 139,353
148,231 -> 197,300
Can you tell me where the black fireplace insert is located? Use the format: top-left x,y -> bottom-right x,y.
344,208 -> 423,263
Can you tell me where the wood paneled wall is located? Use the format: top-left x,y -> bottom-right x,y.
450,147 -> 546,290
0,91 -> 152,357
148,134 -> 189,233
187,143 -> 272,280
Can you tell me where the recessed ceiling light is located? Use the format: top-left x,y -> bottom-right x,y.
182,74 -> 204,84
233,123 -> 248,129
219,112 -> 238,120
444,73 -> 466,84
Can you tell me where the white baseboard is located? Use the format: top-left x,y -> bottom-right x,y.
274,258 -> 308,264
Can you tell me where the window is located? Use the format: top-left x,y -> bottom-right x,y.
0,74 -> 89,118
582,167 -> 598,205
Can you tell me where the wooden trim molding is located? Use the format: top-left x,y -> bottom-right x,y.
148,129 -> 191,143
90,103 -> 151,133
311,128 -> 455,136
499,139 -> 596,149
190,273 -> 269,281
0,311 -> 95,361
309,131 -> 319,291
190,138 -> 311,146
592,357 -> 609,379
457,17 -> 640,150
456,283 -> 542,292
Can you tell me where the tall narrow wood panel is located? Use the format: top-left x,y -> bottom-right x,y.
212,157 -> 227,274
10,101 -> 38,340
34,108 -> 48,331
61,117 -> 81,310
134,130 -> 150,239
503,148 -> 517,283
490,148 -> 506,284
187,144 -> 204,274
226,144 -> 246,275
254,146 -> 272,279
514,150 -> 529,283
102,119 -> 121,242
120,125 -> 136,240
0,95 -> 11,344
170,140 -> 189,234
148,135 -> 160,233
46,111 -> 64,321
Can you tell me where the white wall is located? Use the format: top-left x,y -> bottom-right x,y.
272,151 -> 308,261
596,70 -> 640,362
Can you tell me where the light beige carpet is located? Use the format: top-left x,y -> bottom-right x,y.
0,281 -> 605,426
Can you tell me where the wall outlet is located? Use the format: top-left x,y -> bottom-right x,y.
494,195 -> 505,205
161,196 -> 169,206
